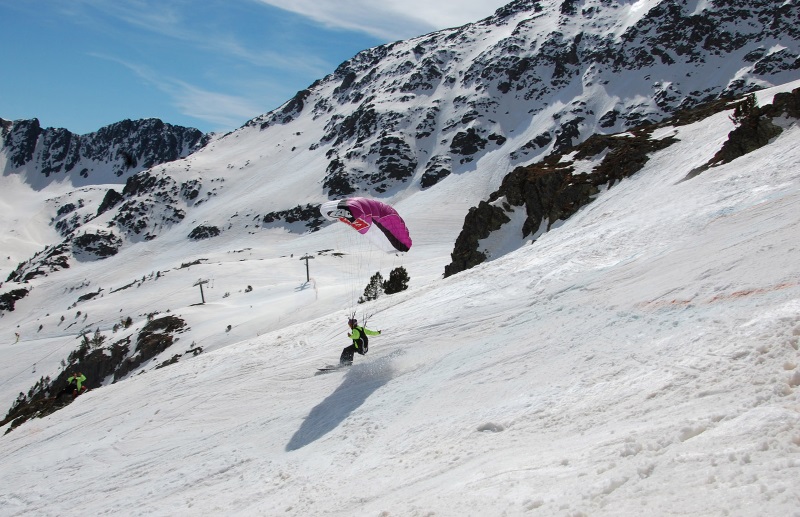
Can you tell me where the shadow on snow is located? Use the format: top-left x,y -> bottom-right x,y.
286,353 -> 398,451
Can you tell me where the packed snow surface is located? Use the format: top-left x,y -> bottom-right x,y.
1,84 -> 799,516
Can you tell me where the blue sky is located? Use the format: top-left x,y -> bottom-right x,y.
0,0 -> 509,135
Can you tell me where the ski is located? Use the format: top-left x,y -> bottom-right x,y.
315,365 -> 348,375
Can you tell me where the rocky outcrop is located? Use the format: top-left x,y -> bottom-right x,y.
262,204 -> 326,232
113,316 -> 189,381
6,243 -> 71,283
188,225 -> 221,240
708,88 -> 799,164
97,189 -> 124,216
1,315 -> 190,434
0,288 -> 29,312
444,201 -> 512,277
0,118 -> 208,183
72,230 -> 123,259
443,95 -> 748,277
684,87 -> 800,180
420,155 -> 452,189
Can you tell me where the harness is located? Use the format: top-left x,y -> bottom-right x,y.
353,326 -> 369,355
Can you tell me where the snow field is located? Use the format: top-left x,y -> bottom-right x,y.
1,83 -> 799,515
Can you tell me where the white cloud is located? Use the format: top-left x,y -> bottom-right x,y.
172,83 -> 265,129
253,0 -> 509,40
64,0 -> 331,75
90,53 -> 263,130
33,0 -> 512,132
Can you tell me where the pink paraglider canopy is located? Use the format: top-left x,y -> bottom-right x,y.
320,197 -> 412,253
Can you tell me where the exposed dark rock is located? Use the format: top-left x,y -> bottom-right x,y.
276,89 -> 312,125
188,225 -> 221,240
374,136 -> 417,182
1,118 -> 40,167
262,204 -> 325,232
598,109 -> 620,129
415,106 -> 440,139
446,92 -> 764,277
1,118 -> 207,181
112,200 -> 151,235
709,117 -> 782,164
2,315 -> 189,433
552,118 -> 585,154
97,189 -> 124,216
334,72 -> 358,95
322,100 -> 379,146
401,59 -> 444,92
444,201 -> 511,277
54,211 -> 83,238
57,203 -> 78,217
511,132 -> 553,160
444,104 -> 705,277
1,338 -> 131,432
323,157 -> 356,197
751,48 -> 799,75
72,230 -> 123,259
0,288 -> 29,312
450,128 -> 488,156
713,88 -> 799,163
420,155 -> 452,189
488,133 -> 507,146
76,290 -> 102,303
155,355 -> 182,369
684,87 -> 800,180
111,171 -> 185,238
6,243 -> 71,282
114,316 -> 188,381
121,170 -> 160,197
180,179 -> 202,202
574,130 -> 679,189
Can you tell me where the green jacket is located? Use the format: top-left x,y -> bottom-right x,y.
349,326 -> 380,349
68,374 -> 86,391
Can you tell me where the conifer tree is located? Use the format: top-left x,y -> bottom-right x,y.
359,272 -> 385,303
730,93 -> 757,126
383,266 -> 410,295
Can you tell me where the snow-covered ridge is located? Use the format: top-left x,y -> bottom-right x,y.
0,118 -> 208,189
0,78 -> 798,516
3,0 -> 797,294
446,85 -> 800,275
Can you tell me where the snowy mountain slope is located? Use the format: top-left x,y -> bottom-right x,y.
444,82 -> 800,275
0,0 -> 799,419
0,118 -> 209,278
3,0 -> 797,291
0,80 -> 798,516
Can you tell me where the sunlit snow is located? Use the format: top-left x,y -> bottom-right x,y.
0,83 -> 799,516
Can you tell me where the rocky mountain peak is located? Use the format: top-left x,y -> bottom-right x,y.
0,117 -> 209,187
251,0 -> 798,204
1,0 -> 798,299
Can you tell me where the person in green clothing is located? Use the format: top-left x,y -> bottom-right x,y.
340,318 -> 381,366
55,371 -> 88,399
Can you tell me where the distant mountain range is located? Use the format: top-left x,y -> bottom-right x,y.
0,118 -> 208,188
1,0 -> 798,296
